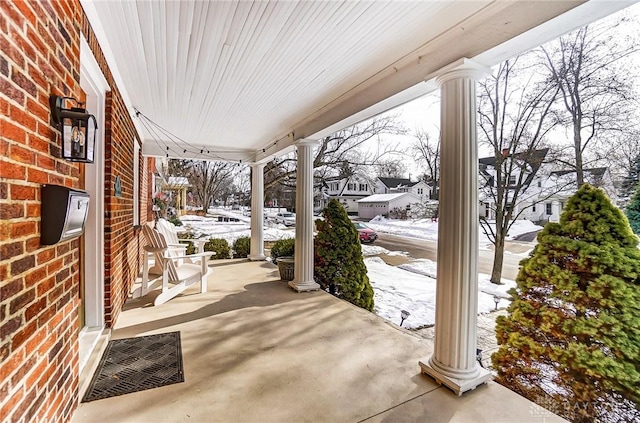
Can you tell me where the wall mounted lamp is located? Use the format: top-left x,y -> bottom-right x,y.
49,95 -> 97,163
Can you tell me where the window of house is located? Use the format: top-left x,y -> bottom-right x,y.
347,183 -> 356,190
537,180 -> 542,188
359,183 -> 367,191
417,188 -> 423,195
508,175 -> 517,185
546,203 -> 552,215
330,182 -> 339,191
532,204 -> 536,212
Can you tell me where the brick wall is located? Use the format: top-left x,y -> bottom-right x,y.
0,1 -> 148,421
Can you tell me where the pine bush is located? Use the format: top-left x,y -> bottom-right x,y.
232,236 -> 251,258
314,199 -> 374,312
270,238 -> 295,263
626,183 -> 640,235
204,238 -> 230,259
492,184 -> 640,422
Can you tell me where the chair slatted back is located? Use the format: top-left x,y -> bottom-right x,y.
142,224 -> 180,281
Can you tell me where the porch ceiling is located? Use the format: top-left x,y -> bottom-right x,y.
81,0 -> 623,163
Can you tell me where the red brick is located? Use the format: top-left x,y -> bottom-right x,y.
10,384 -> 36,423
11,69 -> 37,98
14,0 -> 37,27
1,277 -> 24,297
10,221 -> 36,238
29,132 -> 50,152
9,105 -> 37,133
36,247 -> 55,265
26,203 -> 39,218
9,146 -> 36,164
0,182 -> 7,199
11,184 -> 36,200
27,167 -> 48,183
25,266 -> 46,288
0,203 -> 23,219
10,255 -> 35,278
0,386 -> 24,423
0,316 -> 22,340
36,275 -> 54,296
0,119 -> 27,143
9,27 -> 36,64
25,236 -> 40,252
34,154 -> 54,174
1,241 -> 23,259
26,97 -> 49,125
0,77 -> 26,104
2,1 -> 25,28
11,320 -> 36,351
0,34 -> 25,69
0,264 -> 8,281
25,297 -> 47,322
0,160 -> 26,179
9,288 -> 35,314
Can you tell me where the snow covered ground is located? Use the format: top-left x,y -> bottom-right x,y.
177,208 -> 538,329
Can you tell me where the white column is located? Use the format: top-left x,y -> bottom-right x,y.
248,163 -> 266,261
419,59 -> 492,395
289,139 -> 320,292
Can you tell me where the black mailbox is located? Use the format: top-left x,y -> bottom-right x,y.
41,185 -> 90,245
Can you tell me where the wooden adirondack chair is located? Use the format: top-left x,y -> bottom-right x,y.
155,218 -> 208,255
134,224 -> 213,306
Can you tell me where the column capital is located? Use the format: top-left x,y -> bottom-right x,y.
435,58 -> 490,86
248,162 -> 266,170
294,138 -> 320,148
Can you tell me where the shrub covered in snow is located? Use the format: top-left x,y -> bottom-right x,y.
493,184 -> 640,422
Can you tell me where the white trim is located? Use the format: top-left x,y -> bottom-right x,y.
79,35 -> 109,352
133,142 -> 140,226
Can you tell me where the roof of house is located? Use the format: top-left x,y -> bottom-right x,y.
551,167 -> 608,178
357,193 -> 415,203
479,148 -> 549,189
377,177 -> 418,188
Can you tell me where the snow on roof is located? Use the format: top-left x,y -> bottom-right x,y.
166,176 -> 190,187
357,193 -> 412,202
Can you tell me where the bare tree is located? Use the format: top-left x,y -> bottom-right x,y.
264,114 -> 405,201
478,57 -> 564,284
540,17 -> 639,186
411,129 -> 440,199
184,160 -> 238,212
376,159 -> 408,179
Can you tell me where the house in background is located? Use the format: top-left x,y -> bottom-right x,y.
519,167 -> 617,223
478,149 -> 549,220
375,177 -> 431,202
357,192 -> 421,220
322,173 -> 375,214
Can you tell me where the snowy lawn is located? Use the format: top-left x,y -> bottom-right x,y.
174,208 -> 526,329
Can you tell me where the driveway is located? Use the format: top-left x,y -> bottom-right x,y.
374,233 -> 534,281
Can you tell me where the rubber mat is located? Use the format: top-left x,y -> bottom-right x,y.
82,332 -> 184,402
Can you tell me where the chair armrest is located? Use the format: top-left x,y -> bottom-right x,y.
144,246 -> 167,253
168,252 -> 216,260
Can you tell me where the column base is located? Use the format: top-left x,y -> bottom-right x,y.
419,358 -> 492,396
288,280 -> 320,292
248,254 -> 266,261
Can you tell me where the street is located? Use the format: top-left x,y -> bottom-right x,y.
374,233 -> 533,281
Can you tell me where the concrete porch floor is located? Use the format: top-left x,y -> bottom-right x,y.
72,259 -> 565,423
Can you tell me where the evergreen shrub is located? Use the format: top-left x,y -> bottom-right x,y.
204,238 -> 230,259
314,199 -> 374,312
270,238 -> 295,263
492,184 -> 640,422
626,183 -> 640,235
232,236 -> 251,258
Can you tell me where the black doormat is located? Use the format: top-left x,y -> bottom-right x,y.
82,332 -> 184,402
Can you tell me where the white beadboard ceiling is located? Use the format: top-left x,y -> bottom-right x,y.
81,0 -> 630,163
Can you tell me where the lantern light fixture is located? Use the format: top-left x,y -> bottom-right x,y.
49,95 -> 97,163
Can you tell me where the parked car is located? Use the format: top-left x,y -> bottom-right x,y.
353,222 -> 377,243
275,212 -> 296,226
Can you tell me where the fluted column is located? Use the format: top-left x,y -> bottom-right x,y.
419,59 -> 492,395
248,163 -> 266,261
289,139 -> 320,292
